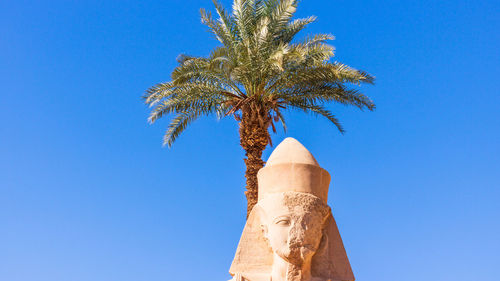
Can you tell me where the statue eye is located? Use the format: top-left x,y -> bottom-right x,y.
275,218 -> 290,226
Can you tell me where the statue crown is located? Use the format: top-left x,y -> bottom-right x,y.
257,138 -> 331,203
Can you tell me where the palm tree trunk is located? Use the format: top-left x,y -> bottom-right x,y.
239,109 -> 270,218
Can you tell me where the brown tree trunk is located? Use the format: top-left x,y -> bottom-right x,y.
239,108 -> 270,218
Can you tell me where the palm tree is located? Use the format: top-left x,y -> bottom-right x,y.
144,0 -> 375,218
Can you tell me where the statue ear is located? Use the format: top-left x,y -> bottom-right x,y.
260,223 -> 269,241
317,227 -> 329,254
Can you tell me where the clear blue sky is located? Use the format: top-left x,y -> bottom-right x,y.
1,0 -> 499,280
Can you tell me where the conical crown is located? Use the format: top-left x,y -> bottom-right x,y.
266,138 -> 319,166
257,138 -> 331,203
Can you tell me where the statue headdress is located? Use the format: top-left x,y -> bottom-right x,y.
229,138 -> 355,281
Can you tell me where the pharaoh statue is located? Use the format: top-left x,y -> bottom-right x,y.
229,138 -> 355,281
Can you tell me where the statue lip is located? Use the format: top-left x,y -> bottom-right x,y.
288,243 -> 316,252
278,244 -> 317,265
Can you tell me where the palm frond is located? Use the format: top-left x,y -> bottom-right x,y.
163,111 -> 200,147
275,109 -> 287,131
279,16 -> 317,43
201,7 -> 237,50
267,62 -> 373,93
269,0 -> 297,33
147,82 -> 229,123
212,0 -> 237,43
286,100 -> 345,133
278,84 -> 375,111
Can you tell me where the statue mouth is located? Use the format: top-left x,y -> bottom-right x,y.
278,244 -> 316,264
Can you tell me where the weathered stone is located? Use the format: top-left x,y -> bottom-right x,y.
229,138 -> 354,281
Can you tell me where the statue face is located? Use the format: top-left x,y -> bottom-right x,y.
259,192 -> 330,265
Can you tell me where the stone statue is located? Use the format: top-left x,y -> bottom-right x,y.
229,138 -> 355,281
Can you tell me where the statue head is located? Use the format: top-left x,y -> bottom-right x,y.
229,138 -> 355,281
258,192 -> 330,266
